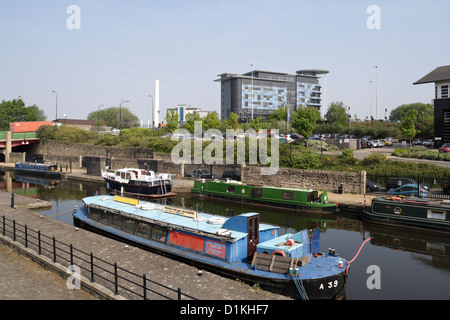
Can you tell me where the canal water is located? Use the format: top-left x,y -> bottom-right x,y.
1,171 -> 449,300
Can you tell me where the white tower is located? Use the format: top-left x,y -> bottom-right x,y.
154,78 -> 160,127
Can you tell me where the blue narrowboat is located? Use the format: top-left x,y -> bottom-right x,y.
73,195 -> 351,299
14,162 -> 61,178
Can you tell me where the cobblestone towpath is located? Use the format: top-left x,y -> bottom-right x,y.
0,191 -> 290,301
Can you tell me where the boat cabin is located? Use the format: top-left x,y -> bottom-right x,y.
80,196 -> 284,264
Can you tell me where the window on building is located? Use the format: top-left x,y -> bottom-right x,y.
442,85 -> 449,98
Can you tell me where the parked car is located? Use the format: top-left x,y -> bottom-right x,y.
370,140 -> 383,148
388,184 -> 428,197
439,143 -> 450,153
222,171 -> 241,181
366,180 -> 380,193
382,139 -> 393,146
185,169 -> 211,178
384,137 -> 398,143
412,139 -> 423,145
386,177 -> 429,191
423,139 -> 434,146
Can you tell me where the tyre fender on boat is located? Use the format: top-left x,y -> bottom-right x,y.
272,250 -> 287,257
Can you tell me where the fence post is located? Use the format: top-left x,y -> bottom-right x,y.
13,220 -> 16,241
178,288 -> 182,300
2,216 -> 5,236
53,237 -> 56,262
90,253 -> 95,282
25,225 -> 28,248
143,274 -> 147,300
38,230 -> 41,254
70,244 -> 73,266
114,263 -> 118,295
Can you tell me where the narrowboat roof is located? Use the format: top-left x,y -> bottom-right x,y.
206,179 -> 319,193
82,195 -> 278,242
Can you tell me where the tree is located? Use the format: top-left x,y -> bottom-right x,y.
165,109 -> 179,133
183,112 -> 202,134
87,107 -> 139,129
0,99 -> 46,130
202,111 -> 221,131
225,112 -> 239,130
390,103 -> 433,121
268,104 -> 288,121
249,116 -> 263,132
401,109 -> 419,146
325,101 -> 349,132
291,107 -> 320,148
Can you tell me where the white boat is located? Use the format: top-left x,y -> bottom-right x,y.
102,168 -> 174,196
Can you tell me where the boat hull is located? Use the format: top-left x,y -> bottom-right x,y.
105,177 -> 172,196
362,197 -> 450,233
73,214 -> 347,300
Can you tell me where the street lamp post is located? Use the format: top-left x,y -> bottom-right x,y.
148,95 -> 153,129
119,99 -> 129,130
52,90 -> 58,120
250,63 -> 255,120
374,65 -> 379,120
97,104 -> 104,131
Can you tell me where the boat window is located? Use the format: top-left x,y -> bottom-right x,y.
126,173 -> 131,180
251,188 -> 263,197
90,209 -> 101,221
121,172 -> 125,179
100,211 -> 111,225
116,172 -> 120,176
151,225 -> 167,243
226,186 -> 235,193
282,191 -> 295,200
124,219 -> 137,234
137,223 -> 152,238
112,215 -> 123,229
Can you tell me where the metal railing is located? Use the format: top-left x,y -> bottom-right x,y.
366,174 -> 450,199
0,132 -> 38,140
1,215 -> 197,300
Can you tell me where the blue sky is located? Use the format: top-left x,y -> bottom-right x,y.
1,0 -> 449,124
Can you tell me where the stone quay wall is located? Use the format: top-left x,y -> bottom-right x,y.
242,165 -> 366,194
8,140 -> 366,194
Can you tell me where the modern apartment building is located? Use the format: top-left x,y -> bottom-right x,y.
166,104 -> 212,125
414,65 -> 450,147
215,69 -> 329,121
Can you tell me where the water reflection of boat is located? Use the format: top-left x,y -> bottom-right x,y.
364,222 -> 450,260
364,222 -> 450,271
14,175 -> 61,188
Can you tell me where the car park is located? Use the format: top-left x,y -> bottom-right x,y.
387,184 -> 428,197
423,139 -> 434,146
412,139 -> 423,145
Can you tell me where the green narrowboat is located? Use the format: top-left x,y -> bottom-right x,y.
362,196 -> 450,233
191,179 -> 338,214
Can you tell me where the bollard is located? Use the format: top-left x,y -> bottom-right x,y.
11,193 -> 15,208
